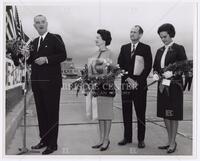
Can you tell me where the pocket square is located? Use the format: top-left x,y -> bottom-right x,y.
45,45 -> 48,48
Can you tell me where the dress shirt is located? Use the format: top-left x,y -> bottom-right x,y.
37,32 -> 48,64
131,41 -> 139,57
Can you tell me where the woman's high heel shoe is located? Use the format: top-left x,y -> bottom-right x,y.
100,140 -> 110,151
167,142 -> 177,154
92,143 -> 103,149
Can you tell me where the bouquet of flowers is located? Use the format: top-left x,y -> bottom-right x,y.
162,60 -> 193,75
146,60 -> 193,92
70,64 -> 91,96
70,60 -> 127,97
6,38 -> 32,66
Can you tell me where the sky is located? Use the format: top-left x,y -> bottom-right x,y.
14,0 -> 194,67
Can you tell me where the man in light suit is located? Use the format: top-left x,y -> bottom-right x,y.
117,25 -> 152,148
27,15 -> 67,154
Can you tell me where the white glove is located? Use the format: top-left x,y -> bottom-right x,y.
125,77 -> 138,90
153,73 -> 160,81
163,71 -> 173,79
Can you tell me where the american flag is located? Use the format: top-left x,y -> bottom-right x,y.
14,6 -> 21,38
6,6 -> 16,40
20,21 -> 31,43
6,5 -> 30,42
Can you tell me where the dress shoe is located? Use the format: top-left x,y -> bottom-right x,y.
138,141 -> 145,148
31,142 -> 46,149
167,142 -> 177,154
118,139 -> 132,146
158,145 -> 169,150
92,143 -> 103,149
100,140 -> 110,151
42,146 -> 57,155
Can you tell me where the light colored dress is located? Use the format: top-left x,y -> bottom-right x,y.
86,49 -> 115,120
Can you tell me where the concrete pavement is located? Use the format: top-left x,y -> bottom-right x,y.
6,79 -> 193,155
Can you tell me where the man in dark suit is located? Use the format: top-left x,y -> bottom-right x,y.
27,15 -> 67,154
117,25 -> 152,148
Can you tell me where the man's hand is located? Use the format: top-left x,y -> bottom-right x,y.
125,77 -> 138,90
153,73 -> 160,81
34,57 -> 48,65
162,71 -> 173,79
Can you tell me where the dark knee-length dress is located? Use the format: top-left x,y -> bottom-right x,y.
153,43 -> 187,120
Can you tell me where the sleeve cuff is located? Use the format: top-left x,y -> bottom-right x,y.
45,57 -> 48,64
153,71 -> 158,75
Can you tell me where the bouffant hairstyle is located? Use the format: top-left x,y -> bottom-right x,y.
157,23 -> 176,38
97,29 -> 112,46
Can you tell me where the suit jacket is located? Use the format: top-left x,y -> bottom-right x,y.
153,43 -> 187,118
153,43 -> 187,75
118,42 -> 152,88
27,32 -> 67,87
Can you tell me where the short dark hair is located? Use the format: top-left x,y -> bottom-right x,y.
157,23 -> 176,38
135,25 -> 143,34
97,29 -> 112,46
34,14 -> 47,22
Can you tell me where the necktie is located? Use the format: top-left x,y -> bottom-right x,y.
39,37 -> 43,46
38,37 -> 43,51
131,44 -> 135,58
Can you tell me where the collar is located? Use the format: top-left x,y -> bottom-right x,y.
40,32 -> 48,40
99,47 -> 108,53
131,41 -> 139,50
165,41 -> 174,48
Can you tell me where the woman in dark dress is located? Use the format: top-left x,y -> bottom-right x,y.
153,23 -> 187,153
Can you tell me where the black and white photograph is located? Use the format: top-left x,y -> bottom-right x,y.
1,0 -> 199,159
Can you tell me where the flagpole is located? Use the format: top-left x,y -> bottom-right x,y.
6,5 -> 39,155
16,38 -> 40,155
17,52 -> 40,155
18,55 -> 29,154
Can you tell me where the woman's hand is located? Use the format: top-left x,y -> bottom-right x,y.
162,71 -> 173,79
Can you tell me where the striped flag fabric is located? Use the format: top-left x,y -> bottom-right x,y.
6,5 -> 30,42
6,5 -> 31,66
6,5 -> 16,41
20,21 -> 31,43
14,6 -> 21,38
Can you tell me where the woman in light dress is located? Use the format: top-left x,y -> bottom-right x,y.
87,29 -> 116,151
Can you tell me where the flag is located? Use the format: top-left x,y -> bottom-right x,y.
15,6 -> 31,43
6,5 -> 31,64
20,21 -> 30,43
6,6 -> 30,42
6,6 -> 16,41
14,6 -> 21,38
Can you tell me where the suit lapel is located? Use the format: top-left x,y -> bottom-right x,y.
130,42 -> 141,57
34,37 -> 39,52
127,43 -> 131,58
135,42 -> 141,54
157,46 -> 165,68
157,44 -> 175,68
37,32 -> 49,53
164,43 -> 175,66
